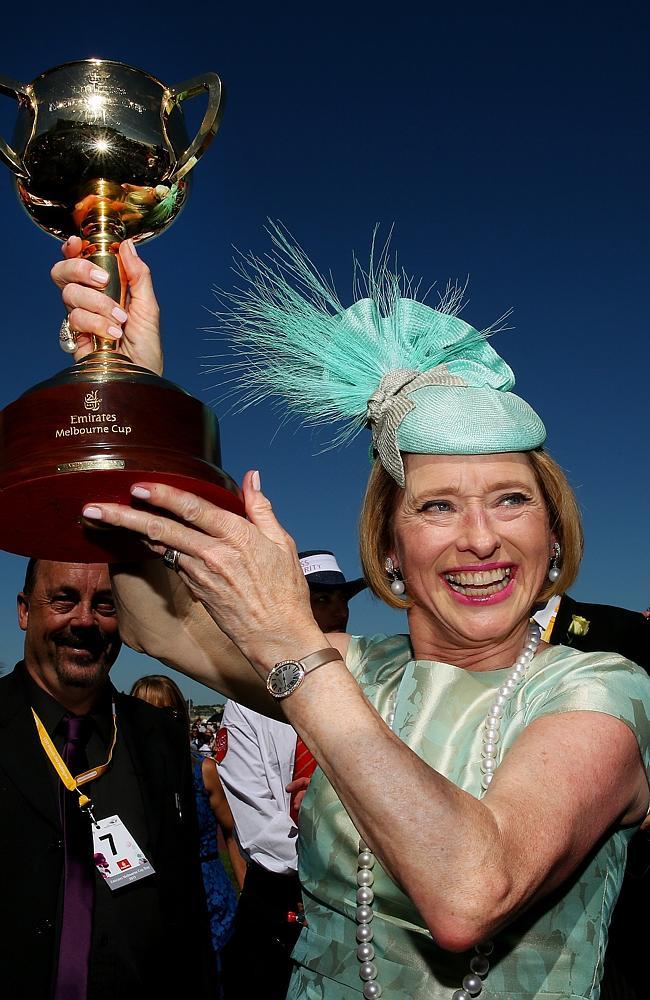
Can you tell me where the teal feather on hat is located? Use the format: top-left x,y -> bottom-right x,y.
209,224 -> 546,485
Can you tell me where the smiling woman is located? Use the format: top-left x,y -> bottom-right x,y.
360,448 -> 583,616
386,453 -> 556,659
54,228 -> 650,999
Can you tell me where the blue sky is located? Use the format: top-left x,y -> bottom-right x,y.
0,4 -> 647,700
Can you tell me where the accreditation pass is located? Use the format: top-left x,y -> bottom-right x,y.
92,814 -> 155,890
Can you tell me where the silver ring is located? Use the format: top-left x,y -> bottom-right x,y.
162,547 -> 182,572
59,316 -> 78,354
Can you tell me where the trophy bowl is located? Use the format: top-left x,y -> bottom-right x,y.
0,59 -> 243,562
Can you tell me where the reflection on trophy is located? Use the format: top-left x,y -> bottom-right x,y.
0,59 -> 242,561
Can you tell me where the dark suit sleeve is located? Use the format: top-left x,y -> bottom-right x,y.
551,596 -> 650,671
549,600 -> 650,999
117,695 -> 219,995
161,709 -> 218,992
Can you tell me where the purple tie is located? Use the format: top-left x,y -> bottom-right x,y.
54,713 -> 94,1000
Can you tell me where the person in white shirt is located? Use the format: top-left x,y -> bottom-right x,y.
217,551 -> 365,999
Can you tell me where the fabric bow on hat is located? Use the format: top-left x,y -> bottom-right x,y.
366,366 -> 466,486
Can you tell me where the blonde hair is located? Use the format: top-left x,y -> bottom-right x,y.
359,449 -> 583,610
130,674 -> 190,730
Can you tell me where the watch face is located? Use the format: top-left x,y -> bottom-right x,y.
267,660 -> 305,699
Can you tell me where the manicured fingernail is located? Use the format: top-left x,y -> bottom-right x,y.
251,470 -> 261,491
131,486 -> 151,499
82,506 -> 103,520
112,306 -> 128,323
90,268 -> 109,285
107,325 -> 123,339
127,239 -> 138,256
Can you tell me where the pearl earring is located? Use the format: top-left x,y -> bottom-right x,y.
385,557 -> 406,596
548,541 -> 561,583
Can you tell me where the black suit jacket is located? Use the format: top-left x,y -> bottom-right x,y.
548,594 -> 649,669
548,597 -> 649,1000
0,665 -> 216,1000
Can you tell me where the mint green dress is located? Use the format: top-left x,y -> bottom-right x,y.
288,635 -> 650,1000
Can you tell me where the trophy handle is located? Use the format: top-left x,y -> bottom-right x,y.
0,75 -> 31,179
169,73 -> 223,181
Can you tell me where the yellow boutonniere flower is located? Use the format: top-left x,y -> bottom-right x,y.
568,615 -> 590,638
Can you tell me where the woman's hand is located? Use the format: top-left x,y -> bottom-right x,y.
83,471 -> 327,673
50,236 -> 163,375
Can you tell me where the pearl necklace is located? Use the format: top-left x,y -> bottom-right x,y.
354,621 -> 542,999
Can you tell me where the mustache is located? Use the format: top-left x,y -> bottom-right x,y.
53,628 -> 113,655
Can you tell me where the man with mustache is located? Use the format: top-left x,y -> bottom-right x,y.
0,559 -> 215,1000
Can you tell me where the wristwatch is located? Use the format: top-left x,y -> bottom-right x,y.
266,647 -> 344,700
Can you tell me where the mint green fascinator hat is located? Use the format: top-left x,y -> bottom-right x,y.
214,226 -> 546,487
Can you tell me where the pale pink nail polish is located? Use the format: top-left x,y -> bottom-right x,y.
82,506 -> 103,520
107,325 -> 123,339
90,268 -> 109,285
112,306 -> 128,323
131,486 -> 151,499
251,470 -> 261,491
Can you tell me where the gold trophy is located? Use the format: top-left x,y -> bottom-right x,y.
0,59 -> 242,561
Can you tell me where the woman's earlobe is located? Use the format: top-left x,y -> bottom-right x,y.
548,541 -> 561,583
385,556 -> 406,596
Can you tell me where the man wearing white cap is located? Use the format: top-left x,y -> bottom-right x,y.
217,551 -> 365,999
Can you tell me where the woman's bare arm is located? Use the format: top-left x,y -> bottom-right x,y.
201,756 -> 247,890
51,238 -> 348,721
282,672 -> 648,951
111,558 -> 291,718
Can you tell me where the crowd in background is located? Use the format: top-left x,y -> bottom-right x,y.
190,719 -> 223,756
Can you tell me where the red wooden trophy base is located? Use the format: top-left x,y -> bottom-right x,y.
0,354 -> 243,562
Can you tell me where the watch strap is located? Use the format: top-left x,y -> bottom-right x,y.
299,647 -> 344,674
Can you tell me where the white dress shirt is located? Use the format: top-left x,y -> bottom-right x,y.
533,595 -> 562,641
218,701 -> 298,874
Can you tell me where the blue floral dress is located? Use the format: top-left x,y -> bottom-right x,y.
192,755 -> 238,964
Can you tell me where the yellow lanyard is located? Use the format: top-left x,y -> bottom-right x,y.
31,703 -> 117,815
532,597 -> 561,644
541,598 -> 562,643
